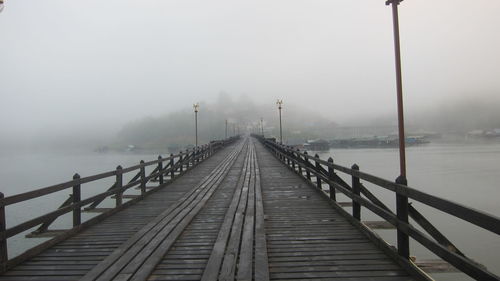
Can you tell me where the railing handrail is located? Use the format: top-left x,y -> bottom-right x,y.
262,138 -> 500,235
0,136 -> 240,272
253,134 -> 500,281
0,141 -> 225,207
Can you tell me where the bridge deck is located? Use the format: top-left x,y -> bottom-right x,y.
0,138 -> 418,281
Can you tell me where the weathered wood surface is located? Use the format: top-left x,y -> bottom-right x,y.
254,141 -> 417,281
0,143 -> 239,281
0,137 -> 421,281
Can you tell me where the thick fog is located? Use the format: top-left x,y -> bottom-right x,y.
1,0 -> 499,146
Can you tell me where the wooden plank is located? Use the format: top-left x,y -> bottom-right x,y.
253,139 -> 419,281
236,144 -> 256,281
81,140 -> 244,281
253,141 -> 270,281
200,143 -> 250,281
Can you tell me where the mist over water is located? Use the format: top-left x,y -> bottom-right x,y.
1,0 -> 500,279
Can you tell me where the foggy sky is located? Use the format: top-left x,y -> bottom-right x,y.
1,0 -> 499,140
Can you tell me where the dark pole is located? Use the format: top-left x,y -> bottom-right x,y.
193,103 -> 199,147
386,0 -> 409,260
387,0 -> 406,179
277,99 -> 283,144
261,117 -> 264,137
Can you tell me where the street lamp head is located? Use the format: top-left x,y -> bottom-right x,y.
276,99 -> 283,109
193,103 -> 199,113
385,0 -> 403,5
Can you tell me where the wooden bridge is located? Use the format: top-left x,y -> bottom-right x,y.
0,136 -> 499,281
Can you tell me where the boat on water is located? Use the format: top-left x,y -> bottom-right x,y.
302,139 -> 330,151
330,135 -> 430,149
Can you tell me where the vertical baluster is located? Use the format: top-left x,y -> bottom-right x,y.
291,150 -> 296,171
157,156 -> 163,185
185,149 -> 190,169
140,160 -> 146,195
286,147 -> 291,166
304,151 -> 311,181
396,175 -> 410,259
191,149 -> 196,167
0,192 -> 8,273
351,164 -> 361,221
315,154 -> 321,190
115,166 -> 123,207
170,154 -> 175,179
179,152 -> 184,173
297,149 -> 302,175
327,157 -> 336,201
72,173 -> 81,227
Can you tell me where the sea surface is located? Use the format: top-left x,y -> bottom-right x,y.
1,143 -> 500,279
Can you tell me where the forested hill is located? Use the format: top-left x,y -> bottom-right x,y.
115,95 -> 337,150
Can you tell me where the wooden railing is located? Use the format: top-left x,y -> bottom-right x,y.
0,136 -> 240,272
253,134 -> 500,281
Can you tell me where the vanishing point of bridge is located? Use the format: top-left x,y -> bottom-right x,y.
0,136 -> 499,280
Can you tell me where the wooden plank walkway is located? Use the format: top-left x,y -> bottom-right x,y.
255,141 -> 417,281
0,137 -> 421,281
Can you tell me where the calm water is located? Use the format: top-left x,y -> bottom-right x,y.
1,143 -> 500,279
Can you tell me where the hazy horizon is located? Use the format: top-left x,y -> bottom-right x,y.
1,0 -> 500,144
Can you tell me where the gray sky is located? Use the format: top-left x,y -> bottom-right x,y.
1,0 -> 499,139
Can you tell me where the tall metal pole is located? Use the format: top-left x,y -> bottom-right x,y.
277,100 -> 283,144
261,117 -> 264,137
387,0 -> 406,179
193,103 -> 199,147
387,0 -> 409,260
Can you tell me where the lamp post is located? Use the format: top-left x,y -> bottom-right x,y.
261,117 -> 264,137
193,103 -> 199,147
225,119 -> 228,139
386,0 -> 409,260
386,0 -> 406,180
276,99 -> 283,144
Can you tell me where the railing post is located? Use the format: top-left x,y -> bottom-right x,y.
304,152 -> 311,181
72,173 -> 81,227
351,164 -> 361,221
286,147 -> 291,166
185,149 -> 190,169
157,156 -> 163,185
396,175 -> 410,259
315,154 -> 321,190
179,152 -> 184,173
291,150 -> 296,171
327,157 -> 336,201
0,192 -> 8,273
115,165 -> 123,207
191,149 -> 196,167
297,149 -> 302,175
170,154 -> 175,179
140,160 -> 146,195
